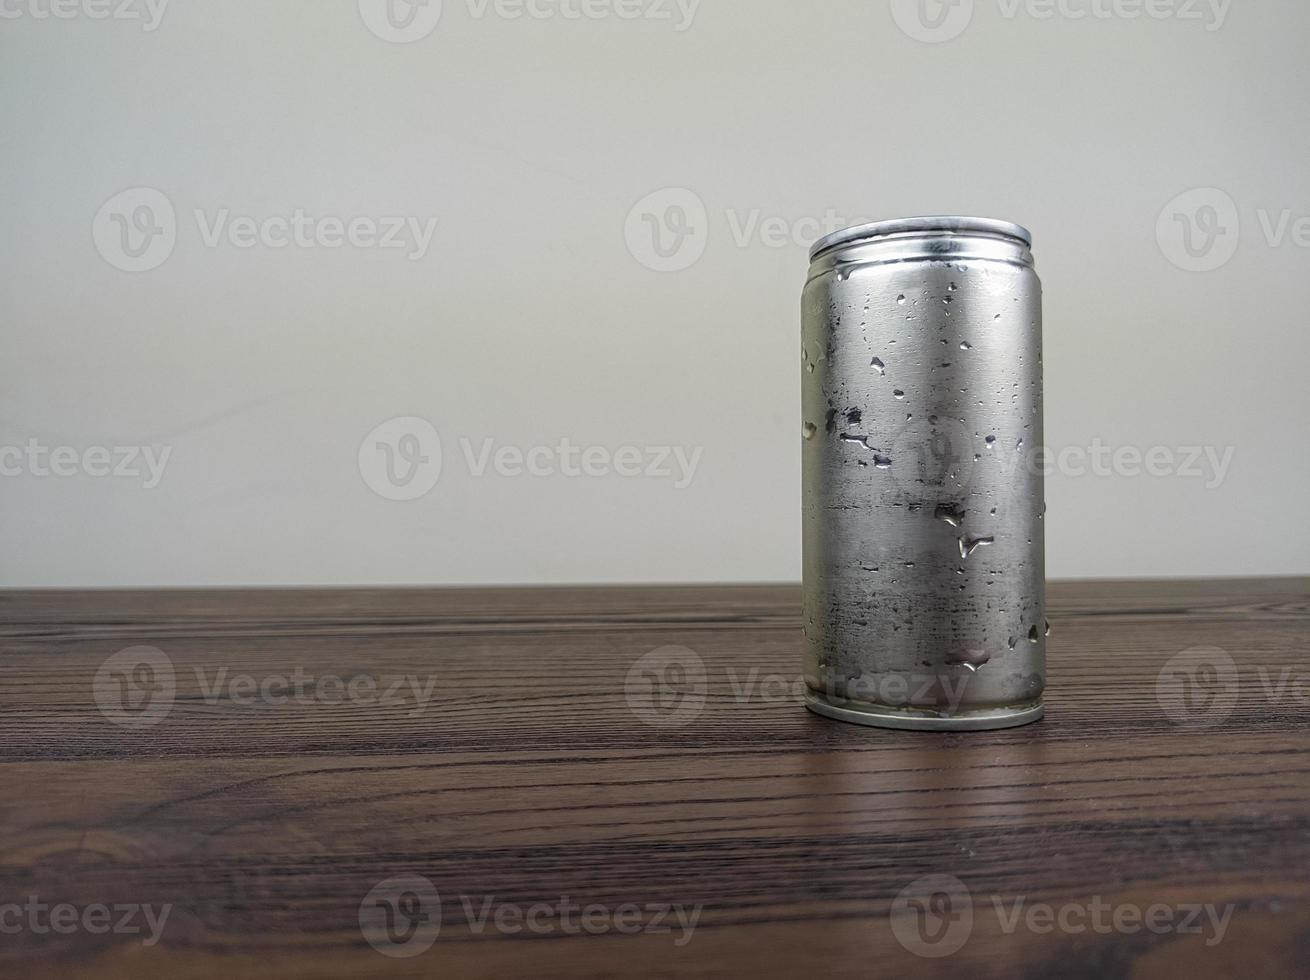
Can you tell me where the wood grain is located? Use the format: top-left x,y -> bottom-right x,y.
0,578 -> 1307,978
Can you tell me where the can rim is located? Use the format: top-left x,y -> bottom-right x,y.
809,216 -> 1032,261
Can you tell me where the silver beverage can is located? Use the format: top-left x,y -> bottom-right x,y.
801,217 -> 1045,731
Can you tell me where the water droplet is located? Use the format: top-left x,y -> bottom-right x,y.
893,389 -> 905,399
958,535 -> 995,559
935,502 -> 966,528
947,281 -> 957,291
985,435 -> 996,447
802,422 -> 816,439
1027,625 -> 1039,643
949,648 -> 990,672
806,363 -> 815,373
1044,620 -> 1051,637
896,294 -> 906,305
960,341 -> 972,350
870,357 -> 886,375
1007,636 -> 1017,650
839,434 -> 891,470
903,562 -> 915,568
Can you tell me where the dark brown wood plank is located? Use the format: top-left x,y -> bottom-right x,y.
0,579 -> 1307,978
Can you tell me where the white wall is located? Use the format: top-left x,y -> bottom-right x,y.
2,0 -> 1307,586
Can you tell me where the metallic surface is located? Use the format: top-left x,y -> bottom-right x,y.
801,217 -> 1045,731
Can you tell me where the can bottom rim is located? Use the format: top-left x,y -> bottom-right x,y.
805,691 -> 1044,732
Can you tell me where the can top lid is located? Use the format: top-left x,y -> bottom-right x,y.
809,216 -> 1032,261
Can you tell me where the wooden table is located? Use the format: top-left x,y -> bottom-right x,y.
1,578 -> 1306,978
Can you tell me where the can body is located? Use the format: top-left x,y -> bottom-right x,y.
801,217 -> 1045,731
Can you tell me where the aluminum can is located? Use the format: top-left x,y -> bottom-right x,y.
801,217 -> 1044,730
